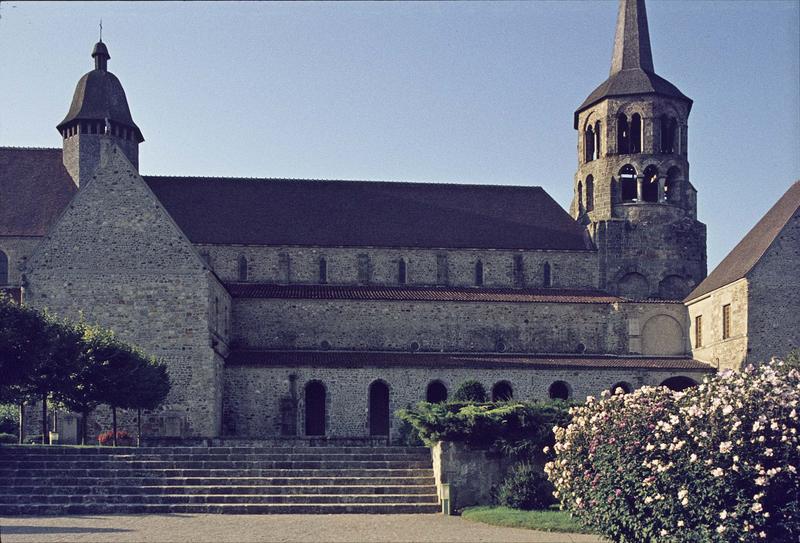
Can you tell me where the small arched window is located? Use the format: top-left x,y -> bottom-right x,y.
491,381 -> 513,402
237,255 -> 248,282
475,260 -> 484,286
642,165 -> 659,202
660,115 -> 677,153
594,121 -> 602,159
630,113 -> 642,153
0,250 -> 8,285
665,167 -> 681,202
610,381 -> 633,394
543,262 -> 552,287
617,113 -> 630,154
586,176 -> 594,212
319,257 -> 328,284
549,381 -> 571,400
426,381 -> 448,403
577,181 -> 584,212
513,254 -> 524,287
620,165 -> 637,202
398,259 -> 407,285
584,125 -> 595,163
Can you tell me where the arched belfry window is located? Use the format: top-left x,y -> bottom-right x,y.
630,114 -> 642,153
584,125 -> 595,163
0,250 -> 8,285
475,260 -> 484,286
577,181 -> 584,212
237,255 -> 248,282
586,176 -> 594,212
543,262 -> 552,287
642,165 -> 659,202
660,115 -> 677,154
426,381 -> 448,403
620,165 -> 637,202
398,259 -> 407,285
665,167 -> 681,202
319,257 -> 328,284
617,113 -> 630,154
594,121 -> 601,159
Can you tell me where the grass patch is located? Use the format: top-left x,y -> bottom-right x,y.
461,505 -> 595,534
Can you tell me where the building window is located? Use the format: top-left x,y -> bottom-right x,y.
543,262 -> 552,287
0,250 -> 8,285
577,181 -> 584,212
617,113 -> 630,154
642,165 -> 659,202
319,257 -> 328,284
695,315 -> 703,348
549,381 -> 571,400
513,254 -> 524,287
620,164 -> 637,202
660,115 -> 677,154
594,121 -> 601,159
426,381 -> 448,403
398,259 -> 407,285
237,255 -> 248,282
357,254 -> 371,284
475,260 -> 484,286
722,304 -> 731,340
436,254 -> 449,285
665,166 -> 681,203
584,125 -> 595,163
491,381 -> 513,402
630,113 -> 642,153
586,175 -> 594,212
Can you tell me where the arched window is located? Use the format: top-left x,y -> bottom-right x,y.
610,381 -> 632,394
304,381 -> 327,436
577,181 -> 584,213
426,381 -> 448,403
491,381 -> 513,402
660,115 -> 677,153
398,259 -> 407,285
586,176 -> 594,212
475,260 -> 484,286
594,121 -> 602,159
549,381 -> 571,400
642,165 -> 659,202
630,113 -> 642,153
319,257 -> 328,284
584,125 -> 595,162
610,179 -> 619,205
660,376 -> 698,392
619,165 -> 637,202
665,167 -> 681,203
0,250 -> 8,285
513,254 -> 524,287
237,255 -> 248,282
368,380 -> 390,436
543,262 -> 552,287
617,113 -> 630,154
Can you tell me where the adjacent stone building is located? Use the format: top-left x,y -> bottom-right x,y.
6,0 -> 784,443
685,182 -> 800,372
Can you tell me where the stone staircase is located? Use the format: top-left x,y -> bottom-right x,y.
0,445 -> 440,515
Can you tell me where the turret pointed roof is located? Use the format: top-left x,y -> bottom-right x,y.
574,0 -> 691,128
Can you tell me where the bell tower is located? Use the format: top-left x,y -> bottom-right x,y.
571,0 -> 706,300
57,41 -> 144,186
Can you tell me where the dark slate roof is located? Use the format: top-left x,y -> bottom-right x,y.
0,148 -> 77,237
145,176 -> 594,250
574,0 -> 691,127
227,350 -> 714,371
57,42 -> 143,142
686,181 -> 800,301
227,283 -> 678,304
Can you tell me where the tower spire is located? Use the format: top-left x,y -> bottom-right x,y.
610,0 -> 654,75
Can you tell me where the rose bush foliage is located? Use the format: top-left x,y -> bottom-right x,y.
545,360 -> 799,542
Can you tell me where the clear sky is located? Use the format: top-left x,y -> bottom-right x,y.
0,1 -> 797,270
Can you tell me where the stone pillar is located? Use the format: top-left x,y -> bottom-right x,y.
658,176 -> 667,202
636,175 -> 644,202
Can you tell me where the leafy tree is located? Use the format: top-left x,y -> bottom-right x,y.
127,358 -> 171,445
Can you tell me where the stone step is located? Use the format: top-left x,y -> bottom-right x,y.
0,484 -> 438,496
0,475 -> 434,487
0,502 -> 442,515
0,446 -> 426,455
0,493 -> 439,505
0,468 -> 434,478
3,460 -> 431,470
0,453 -> 429,462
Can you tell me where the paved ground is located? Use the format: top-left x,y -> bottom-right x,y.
0,514 -> 603,543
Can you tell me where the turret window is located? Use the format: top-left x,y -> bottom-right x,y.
475,260 -> 484,286
0,250 -> 8,285
594,121 -> 602,159
642,165 -> 659,202
319,257 -> 328,284
620,165 -> 637,202
577,181 -> 584,212
398,259 -> 407,285
543,262 -> 552,287
660,115 -> 677,153
665,167 -> 681,202
586,176 -> 594,212
617,114 -> 630,154
630,114 -> 642,153
584,125 -> 595,162
513,255 -> 524,287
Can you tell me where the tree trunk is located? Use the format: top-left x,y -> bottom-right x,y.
18,403 -> 25,444
112,406 -> 117,447
41,394 -> 48,445
137,408 -> 142,447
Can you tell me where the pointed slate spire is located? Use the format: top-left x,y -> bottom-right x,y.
610,0 -> 654,75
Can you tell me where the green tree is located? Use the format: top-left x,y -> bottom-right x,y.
127,358 -> 171,445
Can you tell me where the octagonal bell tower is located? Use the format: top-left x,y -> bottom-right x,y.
571,0 -> 706,300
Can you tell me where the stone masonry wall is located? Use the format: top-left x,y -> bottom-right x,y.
0,237 -> 42,286
24,141 -> 223,437
686,279 -> 749,372
223,363 -> 711,440
197,244 -> 599,290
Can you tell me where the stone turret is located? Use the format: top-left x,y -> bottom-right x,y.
57,41 -> 143,186
571,0 -> 706,300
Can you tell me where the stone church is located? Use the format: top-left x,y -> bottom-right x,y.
1,0 -> 745,442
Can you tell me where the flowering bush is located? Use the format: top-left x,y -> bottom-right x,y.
545,360 -> 800,542
98,430 -> 133,446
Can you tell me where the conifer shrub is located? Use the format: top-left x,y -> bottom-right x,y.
452,380 -> 488,403
496,462 -> 556,510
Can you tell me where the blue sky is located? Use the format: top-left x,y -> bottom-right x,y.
0,1 -> 797,269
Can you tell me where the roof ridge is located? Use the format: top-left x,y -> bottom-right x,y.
143,174 -> 541,190
0,146 -> 61,151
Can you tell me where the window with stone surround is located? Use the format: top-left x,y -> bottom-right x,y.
237,255 -> 248,282
620,164 -> 637,202
722,304 -> 731,340
426,381 -> 448,403
549,381 -> 571,400
436,254 -> 448,285
357,254 -> 371,284
543,262 -> 552,287
584,125 -> 595,162
586,176 -> 594,212
492,381 -> 513,401
513,254 -> 524,287
0,250 -> 7,285
695,315 -> 703,348
398,259 -> 407,285
319,257 -> 328,284
617,113 -> 630,154
475,260 -> 484,286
